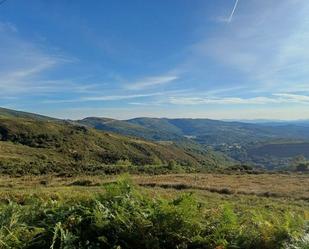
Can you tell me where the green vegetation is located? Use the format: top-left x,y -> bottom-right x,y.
78,117 -> 181,141
79,117 -> 309,169
248,143 -> 309,158
0,176 -> 307,249
296,163 -> 309,172
79,117 -> 309,145
0,107 -> 57,121
4,107 -> 309,171
0,113 -> 232,175
0,107 -> 309,248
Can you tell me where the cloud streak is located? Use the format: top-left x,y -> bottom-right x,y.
126,75 -> 178,90
168,93 -> 309,105
41,90 -> 188,104
42,94 -> 156,103
2,2 -> 309,121
191,0 -> 309,96
0,21 -> 78,96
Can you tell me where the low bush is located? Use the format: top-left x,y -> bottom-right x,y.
0,177 -> 307,249
68,179 -> 94,186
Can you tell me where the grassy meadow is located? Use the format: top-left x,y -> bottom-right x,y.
0,173 -> 308,249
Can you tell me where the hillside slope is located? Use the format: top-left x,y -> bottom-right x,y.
80,117 -> 309,144
0,111 -> 232,174
0,107 -> 57,121
80,117 -> 309,169
78,117 -> 182,141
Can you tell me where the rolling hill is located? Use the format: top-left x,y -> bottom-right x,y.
0,108 -> 232,175
80,117 -> 309,144
2,107 -> 308,171
79,117 -> 309,169
78,117 -> 182,141
0,107 -> 58,121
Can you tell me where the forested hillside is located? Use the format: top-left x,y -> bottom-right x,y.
0,108 -> 231,175
80,117 -> 309,169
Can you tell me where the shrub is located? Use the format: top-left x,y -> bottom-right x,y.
0,177 -> 306,249
68,179 -> 93,186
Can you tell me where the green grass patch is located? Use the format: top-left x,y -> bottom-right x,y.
0,176 -> 307,249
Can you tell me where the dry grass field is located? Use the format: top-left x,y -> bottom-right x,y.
133,173 -> 309,201
0,173 -> 308,248
0,173 -> 308,204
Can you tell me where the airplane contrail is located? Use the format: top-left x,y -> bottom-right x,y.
228,0 -> 239,22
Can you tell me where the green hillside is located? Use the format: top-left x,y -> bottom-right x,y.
78,117 -> 182,141
0,107 -> 57,121
81,117 -> 309,144
0,109 -> 232,175
248,142 -> 309,158
80,117 -> 309,169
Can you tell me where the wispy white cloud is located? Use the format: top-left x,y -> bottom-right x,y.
273,93 -> 309,103
41,94 -> 151,104
81,92 -> 163,101
128,102 -> 161,106
0,22 -> 17,32
168,93 -> 309,105
0,21 -> 77,96
192,0 -> 309,94
126,75 -> 178,90
41,89 -> 189,104
168,96 -> 276,105
2,2 -> 309,121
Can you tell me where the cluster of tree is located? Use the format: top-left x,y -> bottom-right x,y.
295,163 -> 309,172
291,155 -> 309,172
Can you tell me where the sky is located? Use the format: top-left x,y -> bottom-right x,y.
1,0 -> 309,120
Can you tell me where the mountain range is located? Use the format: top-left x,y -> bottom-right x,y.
0,107 -> 231,175
79,116 -> 309,143
1,107 -> 309,173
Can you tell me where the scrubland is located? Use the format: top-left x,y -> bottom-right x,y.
0,173 -> 308,249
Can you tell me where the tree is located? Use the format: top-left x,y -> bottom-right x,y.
167,160 -> 177,170
296,163 -> 309,172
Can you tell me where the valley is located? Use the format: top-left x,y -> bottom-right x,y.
80,116 -> 309,170
0,107 -> 308,248
2,1 -> 309,247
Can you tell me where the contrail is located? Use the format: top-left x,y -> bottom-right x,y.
228,0 -> 239,22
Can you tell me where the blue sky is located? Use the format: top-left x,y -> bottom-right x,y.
1,0 -> 309,120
